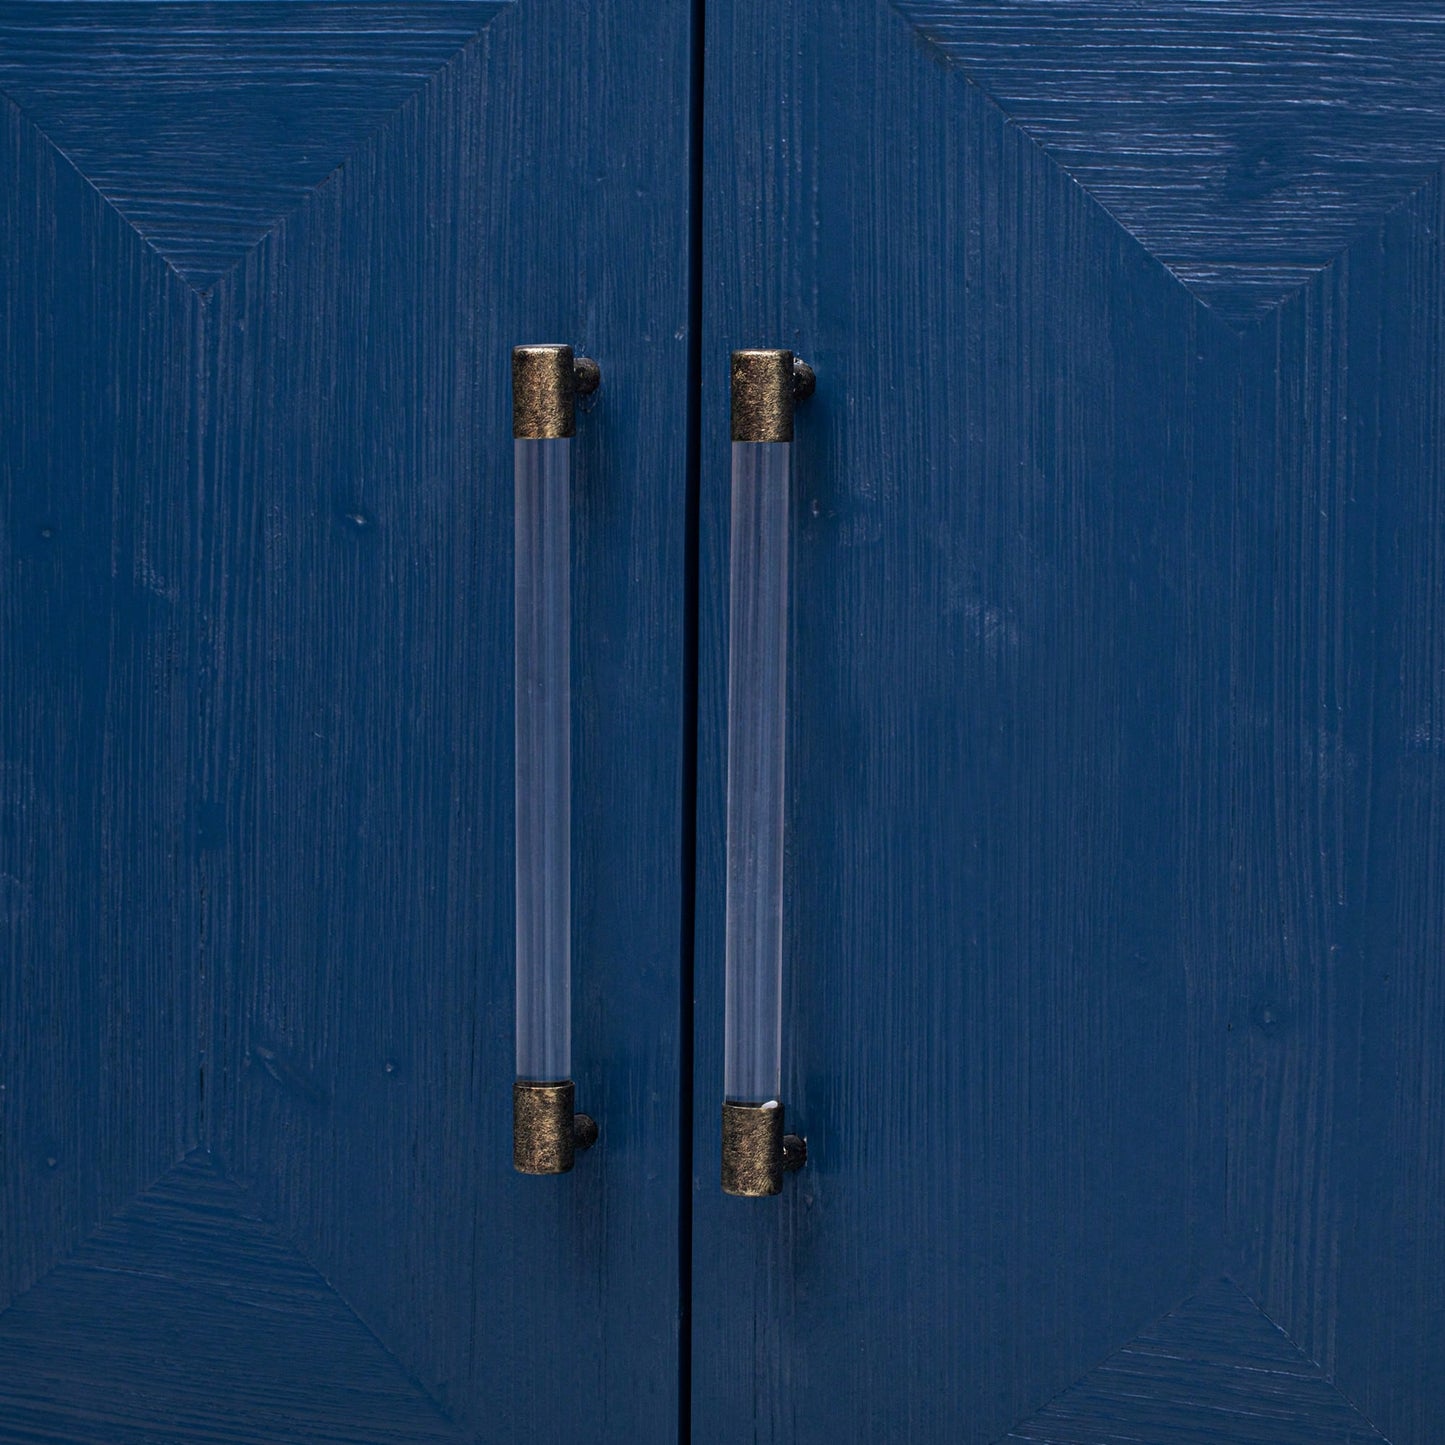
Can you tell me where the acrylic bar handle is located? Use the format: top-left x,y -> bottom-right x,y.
721,349 -> 813,1197
512,344 -> 600,1175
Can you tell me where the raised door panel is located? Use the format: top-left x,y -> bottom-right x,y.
694,2 -> 1445,1440
0,4 -> 692,1441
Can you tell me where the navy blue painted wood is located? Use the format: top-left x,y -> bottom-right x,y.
1,74 -> 201,1321
0,1154 -> 466,1443
1224,169 -> 1445,1444
0,4 -> 507,289
895,2 -> 1445,324
694,1 -> 1445,1440
1,2 -> 693,1440
12,0 -> 1445,1437
1004,1281 -> 1386,1444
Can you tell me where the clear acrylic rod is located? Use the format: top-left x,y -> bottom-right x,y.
724,439 -> 791,1105
515,435 -> 571,1083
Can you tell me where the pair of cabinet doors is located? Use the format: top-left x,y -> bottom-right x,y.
3,1 -> 1445,1441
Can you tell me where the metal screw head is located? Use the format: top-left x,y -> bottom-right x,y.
573,355 -> 601,396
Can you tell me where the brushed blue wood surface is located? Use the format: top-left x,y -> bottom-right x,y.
1,83 -> 201,1315
694,4 -> 1230,1438
1005,1281 -> 1387,1443
895,2 -> 1445,324
694,0 -> 1445,1440
1,1 -> 694,1439
0,1154 -> 466,1443
1225,168 -> 1445,1444
0,3 -> 508,288
11,0 -> 1445,1436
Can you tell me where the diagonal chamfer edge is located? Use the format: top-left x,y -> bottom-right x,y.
0,6 -> 509,297
890,1 -> 1445,326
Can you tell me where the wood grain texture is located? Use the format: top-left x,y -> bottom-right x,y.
694,2 -> 1233,1439
0,1153 -> 464,1444
0,3 -> 506,289
1226,170 -> 1445,1443
1005,1280 -> 1387,1443
2,0 -> 693,1438
198,1 -> 692,1439
1,89 -> 200,1313
697,3 -> 1445,1439
895,0 -> 1445,323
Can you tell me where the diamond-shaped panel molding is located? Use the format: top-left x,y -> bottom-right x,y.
0,1153 -> 466,1443
0,2 -> 507,291
897,1 -> 1445,323
1001,1279 -> 1388,1444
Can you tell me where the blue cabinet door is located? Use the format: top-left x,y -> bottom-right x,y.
693,3 -> 1445,1440
0,3 -> 692,1440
